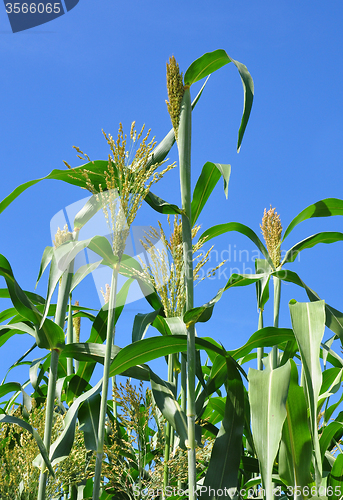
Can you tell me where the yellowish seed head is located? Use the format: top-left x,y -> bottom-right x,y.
260,206 -> 282,268
53,224 -> 73,248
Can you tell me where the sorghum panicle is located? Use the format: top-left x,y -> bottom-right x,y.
166,56 -> 185,142
260,206 -> 282,268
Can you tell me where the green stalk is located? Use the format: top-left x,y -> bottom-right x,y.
67,296 -> 74,377
37,348 -> 59,500
257,309 -> 264,370
93,263 -> 119,500
178,87 -> 196,500
178,354 -> 186,491
37,261 -> 74,500
272,276 -> 281,369
163,354 -> 174,489
111,373 -> 117,420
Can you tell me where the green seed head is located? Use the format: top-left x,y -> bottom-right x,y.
166,56 -> 185,142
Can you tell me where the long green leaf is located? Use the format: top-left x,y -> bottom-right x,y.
78,393 -> 101,452
228,327 -> 294,361
191,162 -> 230,226
144,191 -> 182,215
0,81 -> 208,217
36,246 -> 54,288
184,271 -> 270,326
328,454 -> 343,500
183,49 -> 254,151
248,357 -> 291,500
0,254 -> 64,349
0,160 -> 110,215
202,358 -> 244,499
34,380 -> 103,468
289,300 -> 325,485
283,198 -> 343,241
279,360 -> 313,489
281,232 -> 343,265
319,412 -> 343,460
150,371 -> 188,449
273,270 -> 343,342
132,309 -> 162,343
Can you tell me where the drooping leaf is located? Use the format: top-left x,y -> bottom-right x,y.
228,327 -> 295,361
183,49 -> 254,151
0,289 -> 44,304
144,191 -> 182,215
273,269 -> 343,342
132,309 -> 162,343
281,232 -> 343,265
184,271 -> 270,326
0,160 -> 110,215
283,198 -> 343,241
200,222 -> 271,267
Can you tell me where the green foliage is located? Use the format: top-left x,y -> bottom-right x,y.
1,48 -> 343,500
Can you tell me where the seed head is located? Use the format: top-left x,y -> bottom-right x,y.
138,216 -> 225,317
166,56 -> 185,142
260,206 -> 282,268
100,284 -> 111,304
72,123 -> 175,258
53,224 -> 73,248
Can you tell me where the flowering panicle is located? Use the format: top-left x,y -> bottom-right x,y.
69,122 -> 176,258
260,206 -> 282,268
67,123 -> 175,259
138,216 -> 225,317
53,224 -> 73,248
166,56 -> 185,142
100,284 -> 111,304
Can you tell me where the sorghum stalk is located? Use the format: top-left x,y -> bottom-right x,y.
257,309 -> 264,370
166,56 -> 196,496
73,300 -> 81,373
178,87 -> 197,499
37,348 -> 60,500
93,263 -> 119,500
37,232 -> 75,500
163,354 -> 174,489
272,276 -> 281,368
67,296 -> 74,376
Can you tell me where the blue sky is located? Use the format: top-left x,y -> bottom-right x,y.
0,0 -> 343,386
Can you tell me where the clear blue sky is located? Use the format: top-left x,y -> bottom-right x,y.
1,1 -> 343,385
